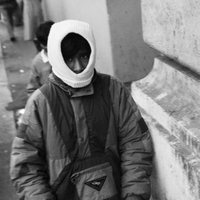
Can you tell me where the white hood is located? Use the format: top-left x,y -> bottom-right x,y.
47,20 -> 96,88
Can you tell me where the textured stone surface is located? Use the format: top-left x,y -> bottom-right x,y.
131,57 -> 200,200
141,0 -> 200,75
132,56 -> 200,157
142,111 -> 199,200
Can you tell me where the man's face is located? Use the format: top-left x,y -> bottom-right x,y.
63,48 -> 90,74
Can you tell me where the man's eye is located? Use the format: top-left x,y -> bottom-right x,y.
81,55 -> 89,59
66,58 -> 72,62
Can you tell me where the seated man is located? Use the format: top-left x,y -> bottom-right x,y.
10,20 -> 153,200
0,0 -> 18,41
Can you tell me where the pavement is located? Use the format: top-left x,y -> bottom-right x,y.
0,21 -> 36,199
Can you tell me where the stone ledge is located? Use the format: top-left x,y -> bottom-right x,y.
131,56 -> 200,159
141,109 -> 200,200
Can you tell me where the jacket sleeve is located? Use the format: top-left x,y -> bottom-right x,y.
10,93 -> 56,200
112,79 -> 153,200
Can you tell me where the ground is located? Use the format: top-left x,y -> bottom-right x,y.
0,19 -> 38,200
0,21 -> 36,112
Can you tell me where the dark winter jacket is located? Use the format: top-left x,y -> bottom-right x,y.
10,72 -> 153,200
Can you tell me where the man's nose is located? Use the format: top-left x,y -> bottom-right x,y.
73,59 -> 83,73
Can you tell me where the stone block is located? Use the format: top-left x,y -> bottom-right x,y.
141,0 -> 200,75
132,56 -> 200,157
142,110 -> 200,200
131,56 -> 200,199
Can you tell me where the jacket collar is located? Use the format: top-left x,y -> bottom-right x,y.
40,49 -> 49,63
49,71 -> 97,97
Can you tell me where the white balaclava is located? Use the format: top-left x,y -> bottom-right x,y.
47,20 -> 96,88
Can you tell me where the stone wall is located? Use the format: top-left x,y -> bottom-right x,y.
132,0 -> 200,199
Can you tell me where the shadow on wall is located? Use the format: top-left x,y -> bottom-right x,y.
107,0 -> 159,83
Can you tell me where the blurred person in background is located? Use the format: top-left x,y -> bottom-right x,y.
0,0 -> 18,41
15,20 -> 54,126
14,0 -> 23,26
23,0 -> 43,41
26,20 -> 54,96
